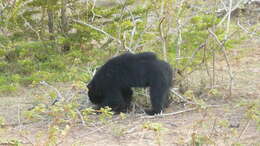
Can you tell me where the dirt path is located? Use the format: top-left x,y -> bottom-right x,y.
0,40 -> 259,146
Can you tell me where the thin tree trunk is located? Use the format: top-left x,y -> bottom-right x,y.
47,8 -> 54,40
61,0 -> 70,52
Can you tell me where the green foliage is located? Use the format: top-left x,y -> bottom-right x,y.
143,121 -> 167,145
23,104 -> 46,121
143,122 -> 167,132
22,87 -> 116,144
191,133 -> 215,146
170,14 -> 224,70
82,108 -> 96,122
231,142 -> 244,146
0,116 -> 5,127
43,124 -> 71,146
236,98 -> 260,130
98,106 -> 114,123
2,139 -> 22,146
0,0 -> 130,93
119,112 -> 127,120
0,0 -> 244,94
217,119 -> 230,128
111,126 -> 126,137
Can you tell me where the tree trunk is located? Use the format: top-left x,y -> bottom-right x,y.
47,8 -> 54,40
61,0 -> 70,52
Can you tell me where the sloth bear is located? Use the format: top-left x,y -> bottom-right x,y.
87,52 -> 173,115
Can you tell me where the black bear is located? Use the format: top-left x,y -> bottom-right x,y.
87,52 -> 173,115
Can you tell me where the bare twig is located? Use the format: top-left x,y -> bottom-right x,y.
21,15 -> 40,40
218,0 -> 245,25
39,81 -> 63,105
238,120 -> 250,139
76,109 -> 86,126
122,31 -> 133,52
77,125 -> 106,138
141,104 -> 224,119
120,0 -> 137,50
212,49 -> 216,88
72,19 -> 122,44
124,125 -> 139,134
17,104 -> 22,130
175,0 -> 185,65
158,16 -> 167,61
237,20 -> 260,38
208,29 -> 234,97
181,42 -> 207,73
141,108 -> 198,119
99,38 -> 114,50
19,133 -> 35,146
203,44 -> 211,79
220,0 -> 228,12
91,0 -> 97,22
209,118 -> 217,138
170,88 -> 196,105
225,0 -> 232,40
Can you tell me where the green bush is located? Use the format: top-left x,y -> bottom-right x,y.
0,0 -> 245,94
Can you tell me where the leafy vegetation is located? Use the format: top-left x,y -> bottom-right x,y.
0,0 -> 242,93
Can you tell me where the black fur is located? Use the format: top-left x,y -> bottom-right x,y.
87,52 -> 173,115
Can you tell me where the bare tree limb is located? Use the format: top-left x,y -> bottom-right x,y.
218,0 -> 245,25
181,42 -> 207,73
159,16 -> 167,61
175,0 -> 185,65
237,20 -> 260,38
225,0 -> 233,40
208,29 -> 234,96
118,0 -> 137,50
212,49 -> 216,88
141,107 -> 198,119
72,19 -> 122,44
39,81 -> 63,105
141,104 -> 224,119
21,15 -> 40,40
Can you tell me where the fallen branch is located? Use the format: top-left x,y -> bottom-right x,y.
141,104 -> 224,119
170,89 -> 196,105
76,117 -> 121,139
209,118 -> 217,138
19,133 -> 35,146
141,108 -> 197,119
238,120 -> 250,139
39,81 -> 63,105
124,125 -> 139,134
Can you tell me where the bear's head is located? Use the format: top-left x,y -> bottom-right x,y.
87,81 -> 103,105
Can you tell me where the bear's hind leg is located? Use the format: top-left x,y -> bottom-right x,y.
145,85 -> 170,115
